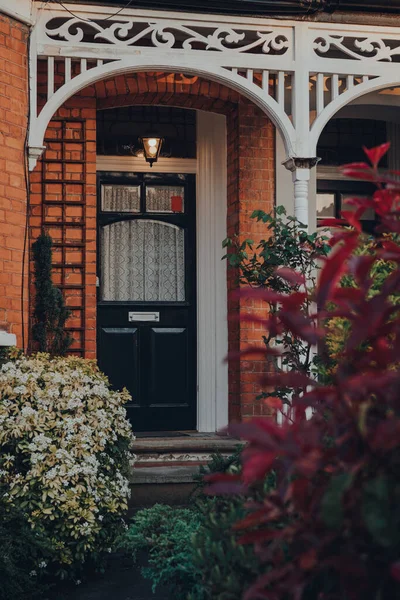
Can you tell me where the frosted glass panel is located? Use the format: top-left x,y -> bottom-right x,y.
317,193 -> 335,218
101,220 -> 185,302
146,186 -> 185,213
102,185 -> 140,212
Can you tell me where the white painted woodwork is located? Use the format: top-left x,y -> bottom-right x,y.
0,331 -> 17,347
27,1 -> 400,228
28,4 -> 400,168
27,4 -> 400,232
0,0 -> 32,24
196,111 -> 229,432
97,156 -> 197,174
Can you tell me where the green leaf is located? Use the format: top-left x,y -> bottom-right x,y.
276,205 -> 286,216
362,476 -> 393,548
321,472 -> 354,529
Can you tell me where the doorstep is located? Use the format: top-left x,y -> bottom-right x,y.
128,432 -> 240,508
132,431 -> 240,468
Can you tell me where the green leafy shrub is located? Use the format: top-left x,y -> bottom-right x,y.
0,353 -> 135,579
119,504 -> 203,599
32,233 -> 72,356
320,233 -> 400,381
223,206 -> 330,410
189,497 -> 261,600
120,450 -> 266,600
0,493 -> 51,600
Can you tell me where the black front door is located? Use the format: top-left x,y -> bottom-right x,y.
97,172 -> 196,432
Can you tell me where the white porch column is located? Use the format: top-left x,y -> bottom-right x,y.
196,111 -> 228,432
283,157 -> 319,228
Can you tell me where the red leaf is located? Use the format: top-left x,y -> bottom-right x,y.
259,371 -> 315,390
204,472 -> 241,483
255,418 -> 288,441
242,451 -> 276,483
340,168 -> 377,182
244,565 -> 293,600
290,477 -> 310,512
264,396 -> 283,410
374,188 -> 395,217
347,255 -> 375,286
279,311 -> 321,345
317,233 -> 358,307
275,267 -> 306,286
380,240 -> 400,262
299,548 -> 317,571
227,345 -> 280,362
363,142 -> 391,168
238,529 -> 283,545
342,161 -> 371,171
340,208 -> 364,233
342,196 -> 375,210
233,288 -> 283,303
331,286 -> 364,307
282,292 -> 308,309
319,218 -> 346,228
227,420 -> 284,446
390,561 -> 400,582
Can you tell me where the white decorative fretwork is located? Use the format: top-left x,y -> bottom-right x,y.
44,16 -> 290,55
29,3 -> 400,223
313,34 -> 400,62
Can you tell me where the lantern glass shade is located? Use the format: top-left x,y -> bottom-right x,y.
141,136 -> 163,166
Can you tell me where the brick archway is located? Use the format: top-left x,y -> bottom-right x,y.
30,71 -> 275,424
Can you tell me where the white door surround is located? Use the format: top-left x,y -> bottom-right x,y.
97,111 -> 228,433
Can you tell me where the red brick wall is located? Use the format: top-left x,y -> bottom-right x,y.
226,99 -> 275,421
237,100 -> 275,420
30,98 -> 97,358
0,14 -> 29,346
32,71 -> 275,419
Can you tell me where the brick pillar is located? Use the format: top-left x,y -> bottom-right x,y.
227,98 -> 275,421
0,14 -> 29,347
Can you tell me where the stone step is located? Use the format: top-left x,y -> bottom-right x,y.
128,433 -> 240,508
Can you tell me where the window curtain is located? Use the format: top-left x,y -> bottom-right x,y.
101,219 -> 185,302
102,185 -> 140,212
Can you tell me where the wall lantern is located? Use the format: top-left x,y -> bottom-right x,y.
140,136 -> 163,167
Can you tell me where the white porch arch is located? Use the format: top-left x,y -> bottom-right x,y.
29,3 -> 400,224
310,75 -> 400,153
29,58 -> 296,163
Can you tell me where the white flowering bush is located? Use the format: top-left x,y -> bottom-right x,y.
0,352 -> 135,578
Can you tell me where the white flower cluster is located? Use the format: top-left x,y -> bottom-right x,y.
0,354 -> 135,569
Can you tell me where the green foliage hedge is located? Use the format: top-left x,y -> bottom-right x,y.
0,495 -> 51,600
119,450 -> 264,600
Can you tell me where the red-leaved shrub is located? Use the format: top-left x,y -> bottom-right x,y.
208,143 -> 400,600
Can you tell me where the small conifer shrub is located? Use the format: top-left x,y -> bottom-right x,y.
32,233 -> 72,356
